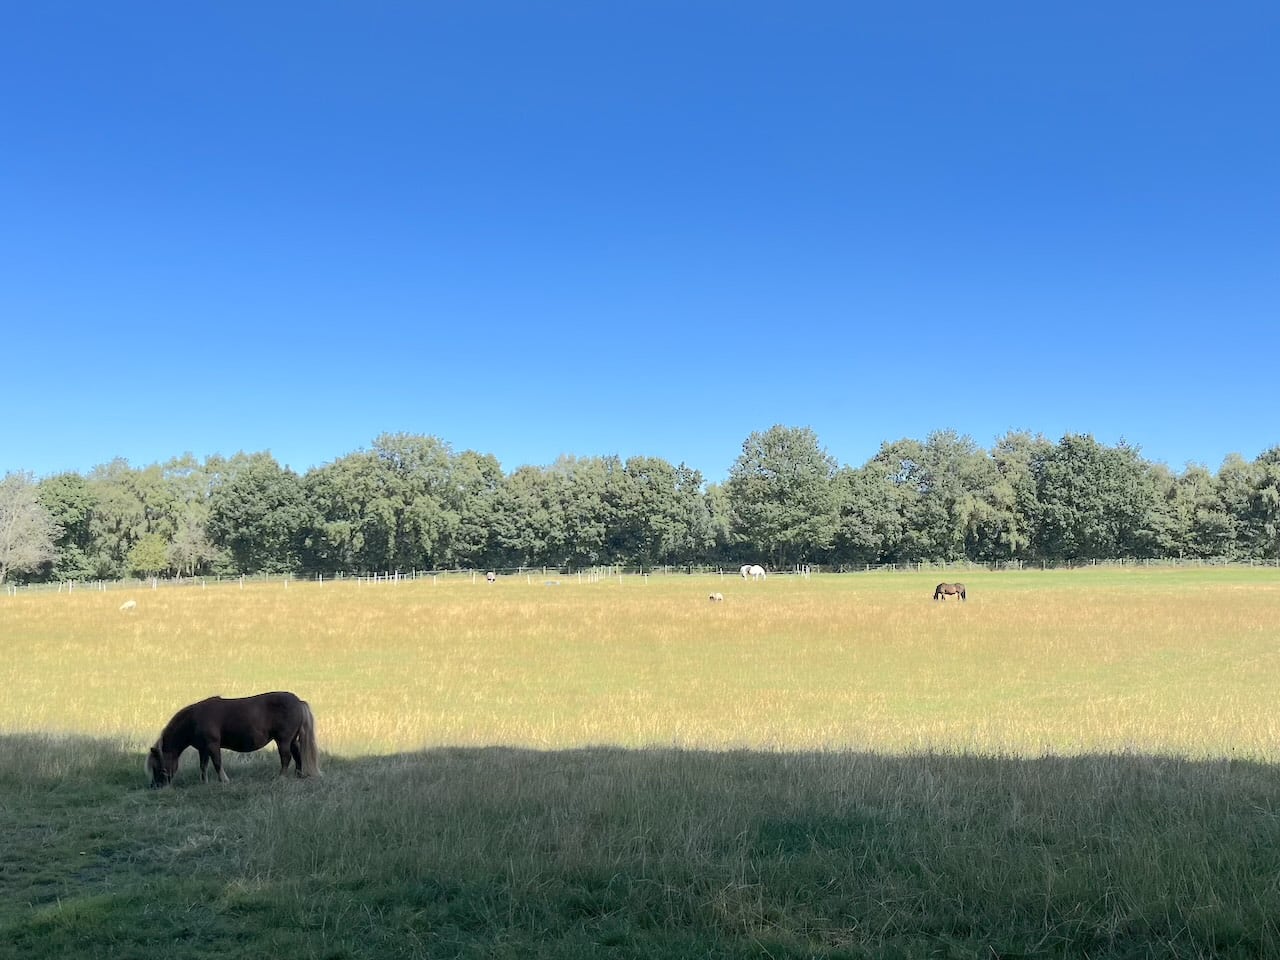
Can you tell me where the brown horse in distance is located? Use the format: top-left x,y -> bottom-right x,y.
146,691 -> 321,787
933,582 -> 967,601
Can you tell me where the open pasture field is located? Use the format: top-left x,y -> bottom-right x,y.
4,568 -> 1280,958
4,566 -> 1280,758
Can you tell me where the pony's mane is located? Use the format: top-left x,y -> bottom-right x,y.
157,702 -> 197,744
151,701 -> 199,774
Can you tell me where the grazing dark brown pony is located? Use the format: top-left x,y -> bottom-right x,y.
933,582 -> 967,601
146,691 -> 321,788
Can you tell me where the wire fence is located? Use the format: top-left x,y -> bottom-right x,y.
5,556 -> 1278,597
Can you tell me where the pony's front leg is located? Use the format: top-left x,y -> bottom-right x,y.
209,745 -> 230,782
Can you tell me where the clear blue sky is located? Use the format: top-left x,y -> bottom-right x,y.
3,3 -> 1276,483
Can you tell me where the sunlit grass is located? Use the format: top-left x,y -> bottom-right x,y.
6,568 -> 1280,958
4,567 -> 1279,760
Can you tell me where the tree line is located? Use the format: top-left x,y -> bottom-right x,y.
2,426 -> 1279,583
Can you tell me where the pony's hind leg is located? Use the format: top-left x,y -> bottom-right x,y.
277,738 -> 295,776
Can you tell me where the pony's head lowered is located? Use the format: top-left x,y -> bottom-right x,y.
146,742 -> 175,788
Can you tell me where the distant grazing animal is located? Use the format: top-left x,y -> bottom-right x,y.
933,582 -> 967,601
119,599 -> 137,612
146,691 -> 321,788
746,564 -> 766,581
486,571 -> 496,584
709,592 -> 724,602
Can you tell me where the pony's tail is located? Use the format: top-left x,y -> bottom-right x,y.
298,701 -> 322,777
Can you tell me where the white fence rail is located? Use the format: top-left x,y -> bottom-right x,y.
5,557 -> 1278,597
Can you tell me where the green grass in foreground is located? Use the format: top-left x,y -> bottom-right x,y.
3,737 -> 1280,959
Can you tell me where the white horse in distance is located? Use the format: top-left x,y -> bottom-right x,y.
739,564 -> 766,581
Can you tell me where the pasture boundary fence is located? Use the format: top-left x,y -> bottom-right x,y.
4,556 -> 1278,598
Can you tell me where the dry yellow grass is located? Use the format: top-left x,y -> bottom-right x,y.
3,567 -> 1279,759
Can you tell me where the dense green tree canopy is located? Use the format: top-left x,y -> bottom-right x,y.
207,454 -> 311,574
38,472 -> 96,579
727,425 -> 838,568
6,428 -> 1279,581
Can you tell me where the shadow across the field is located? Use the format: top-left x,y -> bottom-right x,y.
3,736 -> 1280,959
